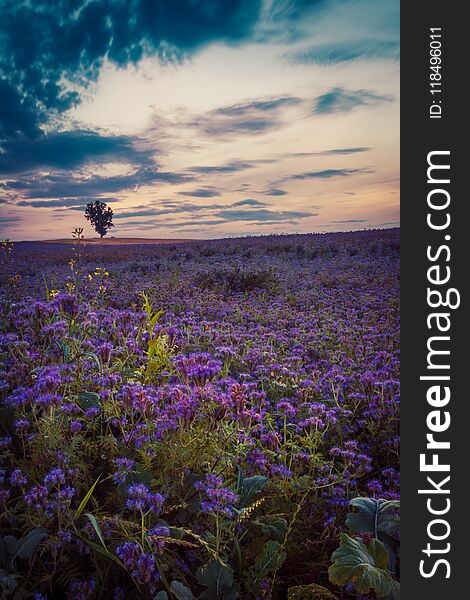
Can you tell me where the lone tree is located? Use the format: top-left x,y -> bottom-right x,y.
85,200 -> 114,238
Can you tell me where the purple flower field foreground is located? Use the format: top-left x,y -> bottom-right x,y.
0,230 -> 400,599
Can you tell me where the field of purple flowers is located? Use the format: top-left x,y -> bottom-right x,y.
0,230 -> 400,600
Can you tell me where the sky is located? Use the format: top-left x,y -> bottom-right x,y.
0,0 -> 399,240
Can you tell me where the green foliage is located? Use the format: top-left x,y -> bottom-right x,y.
196,561 -> 238,599
328,534 -> 400,599
346,498 -> 400,539
0,528 -> 47,563
169,580 -> 197,600
287,583 -> 338,599
252,540 -> 286,580
345,497 -> 400,572
0,528 -> 47,597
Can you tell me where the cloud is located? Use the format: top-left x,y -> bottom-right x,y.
0,130 -> 151,175
213,97 -> 302,116
0,214 -> 23,231
177,187 -> 221,198
213,208 -> 314,222
0,1 -> 268,143
232,199 -> 267,207
16,197 -> 119,209
285,39 -> 400,65
3,167 -> 191,200
314,88 -> 393,114
286,168 -> 370,181
190,158 -> 275,174
112,202 -> 223,219
264,188 -> 287,196
191,96 -> 302,137
331,219 -> 368,223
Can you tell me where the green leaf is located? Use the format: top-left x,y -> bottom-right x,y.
346,498 -> 400,538
78,392 -> 101,409
133,463 -> 154,484
12,528 -> 47,560
41,273 -> 50,302
238,475 -> 267,507
75,475 -> 101,520
83,352 -> 102,371
196,561 -> 234,595
252,515 -> 288,541
153,592 -> 168,600
253,540 -> 286,578
85,513 -> 107,550
328,534 -> 400,599
169,581 -> 197,600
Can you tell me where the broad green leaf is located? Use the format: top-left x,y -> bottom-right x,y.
253,540 -> 286,578
153,592 -> 168,600
252,515 -> 288,541
85,513 -> 107,550
346,498 -> 400,538
11,528 -> 47,560
239,475 -> 267,507
196,560 -> 234,595
78,392 -> 101,409
328,534 -> 400,599
169,581 -> 196,600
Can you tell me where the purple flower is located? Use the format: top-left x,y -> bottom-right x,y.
25,485 -> 49,509
125,484 -> 164,513
44,468 -> 66,488
66,579 -> 95,600
70,420 -> 83,433
195,474 -> 238,517
9,468 -> 27,487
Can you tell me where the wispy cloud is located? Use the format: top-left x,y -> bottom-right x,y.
331,219 -> 368,223
285,167 -> 371,181
4,168 -> 192,201
16,197 -> 119,209
177,187 -> 221,198
190,158 -> 275,174
189,95 -> 302,138
314,88 -> 393,114
285,39 -> 400,65
232,199 -> 267,207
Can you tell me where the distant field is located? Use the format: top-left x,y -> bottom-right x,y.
31,237 -> 193,245
1,229 -> 400,598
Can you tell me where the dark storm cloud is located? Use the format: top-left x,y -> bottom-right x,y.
0,130 -> 151,175
0,0 -> 268,142
1,0 -> 325,146
314,88 -> 393,114
286,39 -> 400,65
